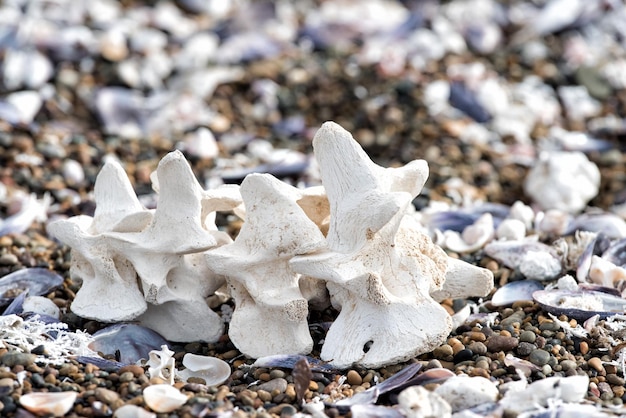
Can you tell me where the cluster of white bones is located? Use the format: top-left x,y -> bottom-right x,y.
48,122 -> 494,369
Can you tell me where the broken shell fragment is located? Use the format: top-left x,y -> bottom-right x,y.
143,384 -> 188,413
89,324 -> 169,364
533,288 -> 626,321
20,391 -> 78,417
177,353 -> 231,386
490,280 -> 544,307
0,268 -> 64,307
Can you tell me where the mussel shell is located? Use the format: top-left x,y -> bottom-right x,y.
533,289 -> 626,321
564,213 -> 626,239
491,280 -> 544,307
89,323 -> 169,364
0,268 -> 64,307
602,237 -> 626,268
576,233 -> 611,281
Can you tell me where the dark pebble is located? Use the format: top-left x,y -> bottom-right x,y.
454,349 -> 474,363
516,342 -> 536,356
528,349 -> 551,366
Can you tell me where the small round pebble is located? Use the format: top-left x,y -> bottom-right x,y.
346,370 -> 362,386
529,349 -> 551,366
520,330 -> 537,343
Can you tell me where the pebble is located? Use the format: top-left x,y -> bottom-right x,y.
486,336 -> 519,352
528,349 -> 551,367
588,357 -> 605,373
519,330 -> 537,343
256,378 -> 288,394
1,352 -> 36,367
346,370 -> 362,386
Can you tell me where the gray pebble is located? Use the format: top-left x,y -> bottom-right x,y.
0,254 -> 19,265
468,341 -> 488,356
516,342 -> 535,356
1,352 -> 36,367
560,360 -> 577,372
519,330 -> 537,343
529,349 -> 551,366
257,378 -> 288,393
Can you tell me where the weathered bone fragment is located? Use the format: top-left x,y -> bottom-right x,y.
47,161 -> 149,322
291,121 -> 453,368
205,173 -> 326,358
49,151 -> 241,341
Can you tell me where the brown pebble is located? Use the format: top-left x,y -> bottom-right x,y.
222,350 -> 240,360
465,332 -> 486,342
588,357 -> 604,373
119,365 -> 145,377
433,345 -> 454,360
95,387 -> 120,404
580,341 -> 589,355
486,335 -> 519,352
346,370 -> 362,386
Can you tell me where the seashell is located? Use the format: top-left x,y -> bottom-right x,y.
576,232 -> 611,282
397,385 -> 450,418
434,375 -> 498,413
518,250 -> 562,281
443,213 -> 494,253
496,218 -> 526,241
2,287 -> 30,316
426,203 -> 509,233
89,324 -> 169,364
533,289 -> 626,321
19,391 -> 78,417
0,192 -> 50,237
491,280 -> 544,307
484,239 -> 558,270
564,212 -> 626,239
448,81 -> 491,123
252,354 -> 338,373
143,384 -> 188,413
0,91 -> 43,125
113,404 -> 157,418
22,296 -> 60,319
601,237 -> 626,268
176,353 -> 231,386
75,356 -> 126,371
334,363 -> 423,408
0,268 -> 64,308
588,256 -> 626,292
504,353 -> 542,377
351,403 -> 406,418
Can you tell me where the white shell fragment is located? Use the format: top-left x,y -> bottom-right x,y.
523,151 -> 600,213
143,384 -> 188,413
499,374 -> 589,415
113,404 -> 157,418
398,385 -> 452,418
443,213 -> 494,253
177,353 -> 231,386
434,375 -> 499,413
20,391 -> 78,417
